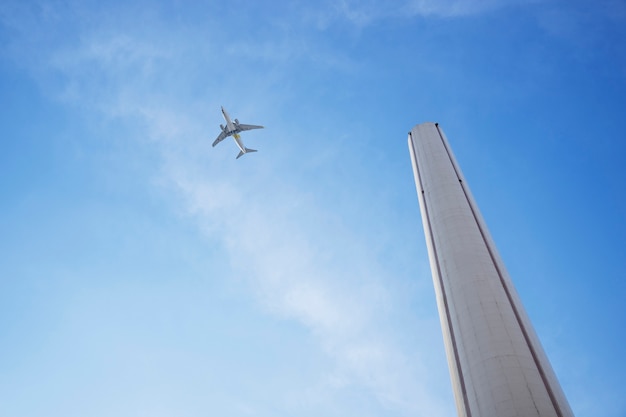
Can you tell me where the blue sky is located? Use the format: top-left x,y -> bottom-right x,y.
1,1 -> 625,416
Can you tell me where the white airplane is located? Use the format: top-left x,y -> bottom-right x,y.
212,106 -> 264,159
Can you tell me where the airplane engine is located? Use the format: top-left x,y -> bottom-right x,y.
220,124 -> 225,131
234,118 -> 239,125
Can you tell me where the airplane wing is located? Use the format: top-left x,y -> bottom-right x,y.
212,130 -> 229,147
237,124 -> 264,132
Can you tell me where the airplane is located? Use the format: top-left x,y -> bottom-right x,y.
212,106 -> 264,159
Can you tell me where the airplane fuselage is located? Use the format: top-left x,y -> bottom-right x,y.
232,133 -> 246,153
221,107 -> 236,133
221,107 -> 246,153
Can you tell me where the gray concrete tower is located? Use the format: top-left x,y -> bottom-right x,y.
408,123 -> 574,417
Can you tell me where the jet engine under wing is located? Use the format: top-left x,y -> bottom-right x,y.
237,123 -> 264,132
212,130 -> 229,147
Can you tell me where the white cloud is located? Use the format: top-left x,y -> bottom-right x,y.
320,0 -> 541,27
1,6 -> 452,416
157,113 -> 451,415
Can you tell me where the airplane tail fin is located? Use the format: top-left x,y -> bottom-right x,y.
236,148 -> 257,159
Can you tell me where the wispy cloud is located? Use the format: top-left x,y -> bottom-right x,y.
312,0 -> 541,27
0,5 -> 453,415
167,147 -> 448,415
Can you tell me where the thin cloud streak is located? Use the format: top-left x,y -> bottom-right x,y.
5,15 -> 451,416
320,0 -> 541,27
171,165 -> 448,416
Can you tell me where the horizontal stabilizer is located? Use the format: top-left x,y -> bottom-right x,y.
236,148 -> 257,159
